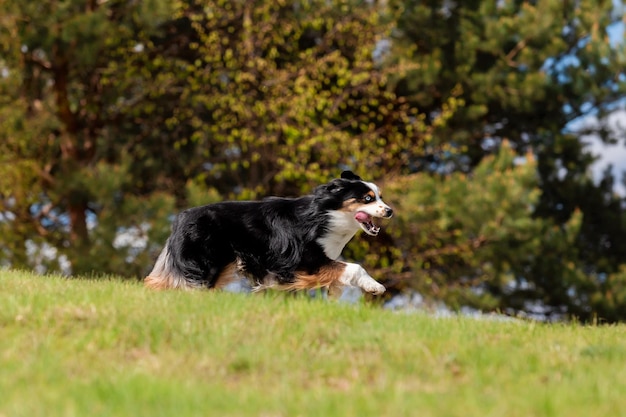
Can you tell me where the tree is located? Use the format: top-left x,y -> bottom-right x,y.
0,0 -> 445,276
383,143 -> 576,314
0,0 -> 179,275
385,0 -> 626,321
134,0 -> 447,199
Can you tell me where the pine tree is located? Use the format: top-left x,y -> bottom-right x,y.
386,0 -> 626,320
0,0 -> 179,275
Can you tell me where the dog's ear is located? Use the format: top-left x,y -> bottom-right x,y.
341,170 -> 361,181
326,179 -> 345,194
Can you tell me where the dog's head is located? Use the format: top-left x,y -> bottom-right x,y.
315,171 -> 393,236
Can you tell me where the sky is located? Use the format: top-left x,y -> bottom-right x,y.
582,109 -> 626,195
576,18 -> 626,195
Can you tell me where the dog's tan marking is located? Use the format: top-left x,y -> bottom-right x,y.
338,191 -> 377,213
339,198 -> 362,213
144,274 -> 167,290
284,262 -> 347,291
144,273 -> 199,290
213,262 -> 240,289
144,245 -> 199,290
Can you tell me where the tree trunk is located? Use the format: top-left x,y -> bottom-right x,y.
68,202 -> 89,245
53,44 -> 91,245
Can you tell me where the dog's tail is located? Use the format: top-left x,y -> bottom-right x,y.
144,239 -> 201,290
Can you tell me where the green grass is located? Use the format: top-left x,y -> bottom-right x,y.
1,270 -> 626,417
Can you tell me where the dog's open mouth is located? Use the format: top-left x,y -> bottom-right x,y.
355,212 -> 380,236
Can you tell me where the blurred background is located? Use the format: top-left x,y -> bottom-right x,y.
1,0 -> 625,322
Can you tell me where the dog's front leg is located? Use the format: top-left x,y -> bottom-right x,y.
290,261 -> 385,295
338,263 -> 386,295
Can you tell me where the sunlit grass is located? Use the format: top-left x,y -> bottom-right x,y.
1,269 -> 625,417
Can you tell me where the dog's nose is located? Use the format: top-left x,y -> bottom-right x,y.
384,207 -> 393,218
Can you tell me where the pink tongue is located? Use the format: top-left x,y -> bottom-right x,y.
355,212 -> 370,222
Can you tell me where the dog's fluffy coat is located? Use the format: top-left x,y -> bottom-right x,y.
145,171 -> 392,295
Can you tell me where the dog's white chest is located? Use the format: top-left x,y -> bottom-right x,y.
317,211 -> 359,260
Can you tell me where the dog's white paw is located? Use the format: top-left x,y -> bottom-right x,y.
362,281 -> 386,295
340,263 -> 386,295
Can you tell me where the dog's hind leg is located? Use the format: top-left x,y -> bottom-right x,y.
212,262 -> 247,290
327,281 -> 345,299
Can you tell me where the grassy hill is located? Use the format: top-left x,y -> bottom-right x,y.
1,270 -> 625,417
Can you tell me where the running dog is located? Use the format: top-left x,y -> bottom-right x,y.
145,171 -> 393,295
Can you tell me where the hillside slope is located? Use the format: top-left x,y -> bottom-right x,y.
1,270 -> 625,417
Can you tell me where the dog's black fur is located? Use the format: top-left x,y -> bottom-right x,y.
145,171 -> 392,293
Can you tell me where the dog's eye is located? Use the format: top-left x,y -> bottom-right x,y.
363,195 -> 374,203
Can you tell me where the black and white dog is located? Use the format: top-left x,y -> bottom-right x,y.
145,171 -> 393,295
